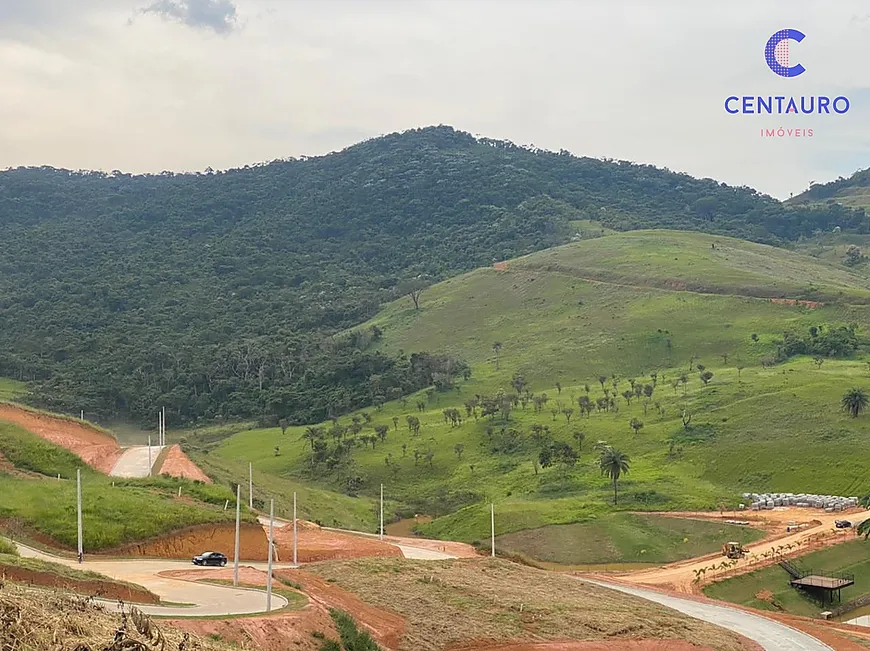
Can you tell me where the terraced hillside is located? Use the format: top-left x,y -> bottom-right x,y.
197,230 -> 870,558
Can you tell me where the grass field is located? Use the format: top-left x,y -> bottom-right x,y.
0,421 -> 253,550
0,378 -> 25,402
196,230 -> 870,546
703,538 -> 870,618
305,557 -> 752,651
495,513 -> 765,565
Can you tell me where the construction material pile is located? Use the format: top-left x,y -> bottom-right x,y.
744,492 -> 859,512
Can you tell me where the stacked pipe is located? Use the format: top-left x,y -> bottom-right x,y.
743,492 -> 859,511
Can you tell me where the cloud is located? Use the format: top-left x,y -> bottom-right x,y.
140,0 -> 238,34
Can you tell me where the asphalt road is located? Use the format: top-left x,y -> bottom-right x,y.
580,577 -> 832,651
109,445 -> 164,478
16,542 -> 289,617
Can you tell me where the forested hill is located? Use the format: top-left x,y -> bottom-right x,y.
0,125 -> 865,425
790,167 -> 870,211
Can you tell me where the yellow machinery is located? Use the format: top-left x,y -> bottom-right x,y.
722,541 -> 747,559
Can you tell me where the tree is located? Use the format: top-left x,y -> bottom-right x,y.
392,416 -> 399,430
699,370 -> 713,385
813,356 -> 824,369
721,352 -> 729,365
736,361 -> 745,378
630,418 -> 644,435
845,245 -> 864,266
454,443 -> 465,459
511,372 -> 527,394
598,375 -> 607,390
398,278 -> 427,310
424,450 -> 435,469
751,333 -> 759,343
621,390 -> 633,406
492,342 -> 503,369
599,447 -> 630,505
302,426 -> 323,450
681,409 -> 693,429
842,387 -> 869,418
279,418 -> 289,435
563,407 -> 574,422
555,381 -> 562,394
573,430 -> 585,450
375,424 -> 388,442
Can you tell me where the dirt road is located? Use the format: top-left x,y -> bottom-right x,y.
623,508 -> 869,593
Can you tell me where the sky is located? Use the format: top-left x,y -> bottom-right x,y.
1,0 -> 869,199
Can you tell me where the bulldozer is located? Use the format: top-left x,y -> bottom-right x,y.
722,541 -> 747,559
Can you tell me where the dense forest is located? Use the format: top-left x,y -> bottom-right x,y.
790,166 -> 870,204
0,125 -> 866,425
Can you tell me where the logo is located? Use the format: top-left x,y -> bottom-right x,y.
764,29 -> 806,78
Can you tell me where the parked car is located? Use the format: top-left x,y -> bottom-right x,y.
835,520 -> 852,529
192,551 -> 228,566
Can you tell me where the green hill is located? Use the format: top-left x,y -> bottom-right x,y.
1,127 -> 866,426
790,167 -> 870,210
206,230 -> 870,558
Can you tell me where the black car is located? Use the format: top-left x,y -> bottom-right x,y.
192,551 -> 228,566
835,520 -> 852,529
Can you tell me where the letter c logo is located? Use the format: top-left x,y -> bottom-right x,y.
765,29 -> 806,77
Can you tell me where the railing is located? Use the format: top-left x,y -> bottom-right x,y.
778,560 -> 801,579
791,568 -> 854,585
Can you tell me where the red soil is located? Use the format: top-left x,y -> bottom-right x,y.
287,569 -> 406,649
107,522 -> 269,561
383,534 -> 479,558
493,261 -> 508,271
272,522 -> 403,563
0,562 -> 159,604
448,643 -> 721,651
156,444 -> 212,483
0,404 -> 121,473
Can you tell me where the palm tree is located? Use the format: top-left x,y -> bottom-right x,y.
842,388 -> 869,418
599,447 -> 630,505
301,426 -> 322,450
492,341 -> 503,370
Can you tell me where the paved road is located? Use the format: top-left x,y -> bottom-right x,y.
16,542 -> 288,617
580,577 -> 832,651
110,445 -> 164,478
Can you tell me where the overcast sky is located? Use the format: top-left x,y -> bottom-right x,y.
1,0 -> 869,199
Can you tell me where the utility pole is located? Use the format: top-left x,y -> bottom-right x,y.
379,484 -> 384,541
148,435 -> 152,476
233,484 -> 241,586
80,410 -> 84,420
76,469 -> 83,563
266,499 -> 274,612
158,410 -> 162,447
162,406 -> 166,446
249,462 -> 253,510
491,503 -> 495,558
293,491 -> 298,566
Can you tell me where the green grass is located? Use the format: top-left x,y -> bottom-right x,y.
0,422 -> 253,550
198,231 -> 870,543
495,513 -> 765,565
0,378 -> 25,402
704,538 -> 870,617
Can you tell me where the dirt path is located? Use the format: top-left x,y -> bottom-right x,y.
618,509 -> 867,593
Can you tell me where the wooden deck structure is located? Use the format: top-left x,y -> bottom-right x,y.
780,561 -> 854,603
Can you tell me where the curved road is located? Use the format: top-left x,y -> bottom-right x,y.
15,542 -> 289,617
580,578 -> 832,651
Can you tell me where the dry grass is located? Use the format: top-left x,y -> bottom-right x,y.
0,582 -> 231,651
306,558 -> 751,651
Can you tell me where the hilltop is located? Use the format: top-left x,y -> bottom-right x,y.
790,166 -> 870,211
0,126 -> 866,427
207,230 -> 870,553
